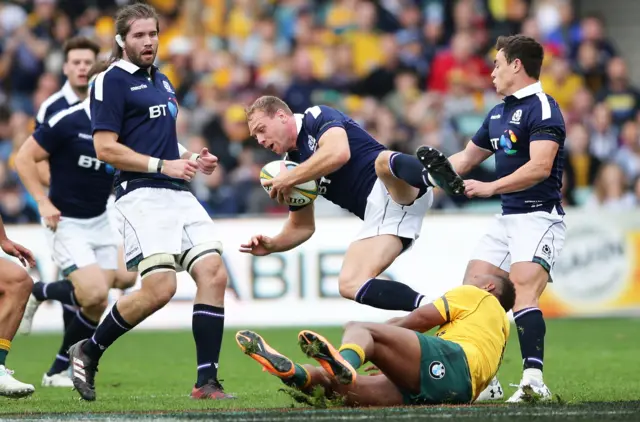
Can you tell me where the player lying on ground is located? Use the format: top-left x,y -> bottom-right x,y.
15,60 -> 137,390
237,275 -> 515,406
0,216 -> 37,398
415,35 -> 566,402
243,96 -> 463,314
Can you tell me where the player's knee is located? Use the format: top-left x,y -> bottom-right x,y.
1,264 -> 32,295
113,272 -> 137,290
343,320 -> 366,332
375,151 -> 394,179
139,253 -> 178,308
79,283 -> 110,309
8,265 -> 33,297
337,275 -> 361,300
179,241 -> 224,276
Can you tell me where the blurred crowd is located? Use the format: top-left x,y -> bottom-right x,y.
1,0 -> 640,222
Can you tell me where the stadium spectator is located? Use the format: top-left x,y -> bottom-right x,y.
0,0 -> 638,218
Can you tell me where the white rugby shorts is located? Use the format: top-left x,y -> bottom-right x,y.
106,194 -> 124,238
114,188 -> 219,271
470,207 -> 566,281
44,211 -> 119,277
354,178 -> 433,249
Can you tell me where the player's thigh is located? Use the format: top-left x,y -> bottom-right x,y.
0,258 -> 31,295
339,235 -> 404,296
375,150 -> 421,205
507,212 -> 566,308
347,322 -> 423,394
465,216 -> 511,284
358,178 -> 432,244
115,189 -> 186,271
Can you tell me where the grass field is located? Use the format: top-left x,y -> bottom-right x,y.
2,318 -> 640,421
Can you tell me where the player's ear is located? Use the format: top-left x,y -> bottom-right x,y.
484,282 -> 496,292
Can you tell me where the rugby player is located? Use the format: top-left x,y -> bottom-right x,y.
417,35 -> 566,402
20,36 -> 98,341
0,217 -> 37,398
237,274 -> 515,406
15,61 -> 136,389
68,3 -> 232,401
242,97 -> 462,313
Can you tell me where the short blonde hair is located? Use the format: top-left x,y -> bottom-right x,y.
245,95 -> 292,120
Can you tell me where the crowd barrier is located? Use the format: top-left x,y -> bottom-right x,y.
4,208 -> 639,332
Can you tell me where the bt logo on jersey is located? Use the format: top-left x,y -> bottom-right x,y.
149,99 -> 178,120
78,155 -> 105,171
149,104 -> 167,119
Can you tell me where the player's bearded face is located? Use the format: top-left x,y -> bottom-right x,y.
123,18 -> 159,69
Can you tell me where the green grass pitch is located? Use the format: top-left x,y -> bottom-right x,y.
2,318 -> 640,421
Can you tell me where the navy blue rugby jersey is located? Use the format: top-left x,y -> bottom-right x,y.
286,105 -> 386,219
91,59 -> 184,198
35,81 -> 80,130
32,100 -> 115,218
471,82 -> 566,215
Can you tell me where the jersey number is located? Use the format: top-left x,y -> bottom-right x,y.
78,155 -> 103,171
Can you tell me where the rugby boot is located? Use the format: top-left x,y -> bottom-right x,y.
416,146 -> 465,195
236,330 -> 295,379
298,330 -> 357,385
476,376 -> 504,402
68,340 -> 98,401
0,366 -> 35,398
191,378 -> 235,400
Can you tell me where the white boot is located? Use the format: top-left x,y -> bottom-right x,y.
0,365 -> 35,398
476,376 -> 504,401
18,294 -> 42,335
507,368 -> 552,403
42,370 -> 74,388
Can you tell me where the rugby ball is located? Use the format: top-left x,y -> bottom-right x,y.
260,160 -> 318,206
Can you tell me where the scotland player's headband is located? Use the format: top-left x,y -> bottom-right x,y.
115,34 -> 124,48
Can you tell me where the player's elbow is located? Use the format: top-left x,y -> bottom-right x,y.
94,142 -> 114,163
332,145 -> 350,168
533,160 -> 553,180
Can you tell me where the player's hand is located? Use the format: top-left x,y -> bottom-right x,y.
37,198 -> 61,232
161,159 -> 198,181
239,234 -> 276,256
196,148 -> 218,175
464,179 -> 497,198
261,162 -> 294,205
0,238 -> 36,268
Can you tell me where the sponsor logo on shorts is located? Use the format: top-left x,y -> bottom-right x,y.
429,361 -> 446,379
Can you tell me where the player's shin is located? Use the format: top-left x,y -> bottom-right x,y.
514,307 -> 546,379
193,303 -> 225,387
354,278 -> 425,312
33,279 -> 78,306
188,248 -> 228,388
388,153 -> 433,188
338,323 -> 370,370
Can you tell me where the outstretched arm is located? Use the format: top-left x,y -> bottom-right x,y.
239,204 -> 315,255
